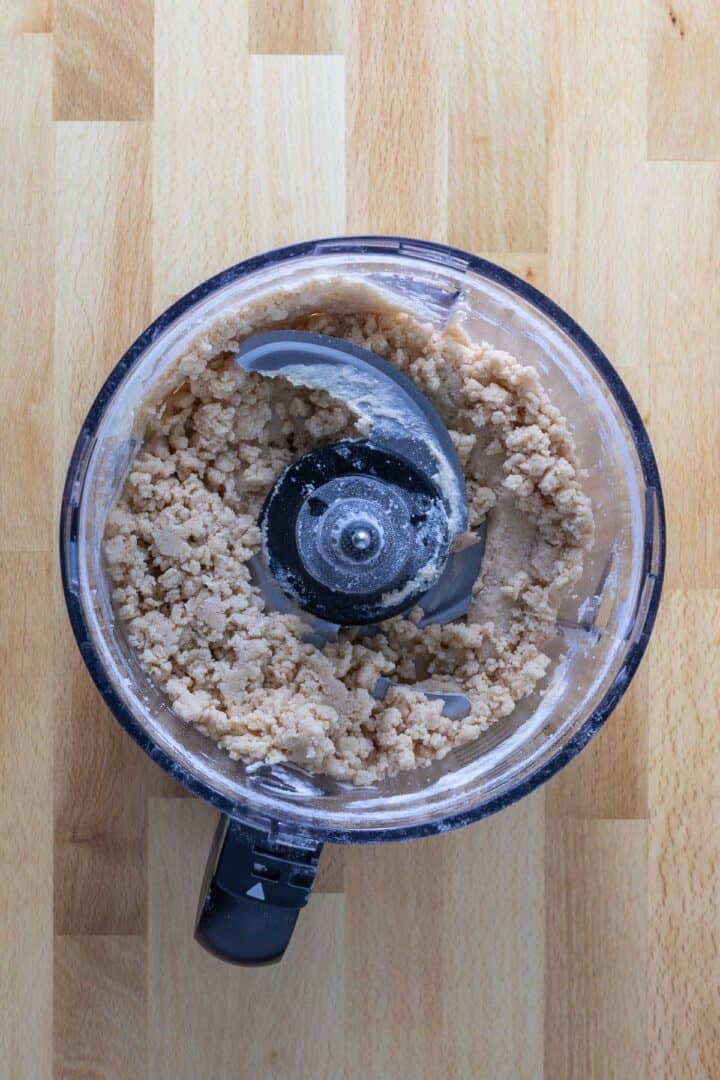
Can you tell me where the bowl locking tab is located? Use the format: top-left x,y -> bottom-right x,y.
195,816 -> 322,966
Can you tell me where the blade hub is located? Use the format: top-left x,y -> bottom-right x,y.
297,476 -> 412,595
261,440 -> 451,624
344,524 -> 374,555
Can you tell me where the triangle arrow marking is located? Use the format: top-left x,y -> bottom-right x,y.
246,882 -> 266,901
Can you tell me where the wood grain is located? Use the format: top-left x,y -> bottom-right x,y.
482,252 -> 549,292
249,0 -> 346,55
152,0 -> 251,309
0,555 -> 53,1080
545,820 -> 648,1078
648,162 -> 720,592
343,793 -> 544,1079
0,39 -> 54,1078
442,792 -> 545,1079
647,590 -> 720,1077
548,0 -> 650,416
315,842 -> 344,893
54,936 -> 147,1078
546,667 -> 649,819
344,838 -> 446,1079
53,0 -> 153,120
53,639 -> 182,934
247,55 -> 345,248
148,800 -> 345,1080
545,0 -> 652,829
647,0 -> 720,161
0,3 -> 718,1077
449,0 -> 548,252
53,122 -> 182,936
0,36 -> 54,553
0,0 -> 51,34
53,121 -> 152,481
346,0 -> 448,238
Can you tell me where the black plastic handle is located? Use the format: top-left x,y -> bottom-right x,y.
194,815 -> 322,966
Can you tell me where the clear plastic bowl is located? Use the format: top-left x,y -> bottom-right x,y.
60,237 -> 665,845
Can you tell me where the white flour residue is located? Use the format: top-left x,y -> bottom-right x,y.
240,355 -> 467,540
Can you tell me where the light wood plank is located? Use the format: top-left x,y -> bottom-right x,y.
148,800 -> 345,1080
0,554 -> 53,1080
448,0 -> 547,252
481,252 -> 549,292
547,0 -> 652,828
544,0 -> 653,844
647,590 -> 720,1077
53,0 -> 153,121
648,162 -> 720,592
315,844 -> 344,893
249,0 -> 346,55
0,36 -> 53,553
53,122 -> 182,936
344,837 -> 446,1079
53,121 -> 152,481
0,0 -> 51,34
0,40 -> 54,1076
54,936 -> 147,1079
546,666 -> 648,819
247,55 -> 345,248
442,792 -> 545,1080
152,0 -> 251,309
545,820 -> 647,1078
53,633 -> 182,934
548,0 -> 649,417
647,0 -> 720,161
346,0 -> 448,238
3,5 -> 720,1075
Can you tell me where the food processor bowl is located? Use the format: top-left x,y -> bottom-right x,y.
60,237 -> 665,964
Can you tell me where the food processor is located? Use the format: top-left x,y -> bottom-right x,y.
60,237 -> 665,965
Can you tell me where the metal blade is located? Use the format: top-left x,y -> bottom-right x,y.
366,523 -> 485,719
416,522 -> 487,627
249,558 -> 473,716
372,676 -> 471,720
235,331 -> 468,538
556,553 -> 615,644
248,552 -> 296,615
248,554 -> 340,645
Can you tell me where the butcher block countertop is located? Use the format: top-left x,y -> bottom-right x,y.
2,2 -> 719,1077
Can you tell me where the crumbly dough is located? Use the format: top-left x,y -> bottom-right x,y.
104,278 -> 594,784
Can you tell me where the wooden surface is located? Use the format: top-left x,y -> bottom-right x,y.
1,2 -> 718,1077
